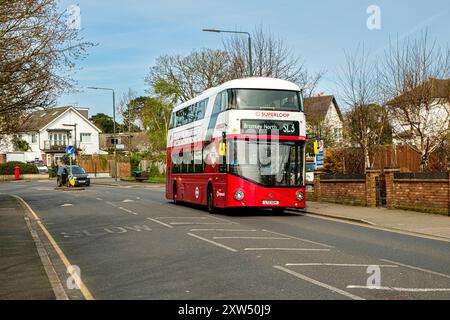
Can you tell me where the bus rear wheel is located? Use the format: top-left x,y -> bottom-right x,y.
207,186 -> 215,214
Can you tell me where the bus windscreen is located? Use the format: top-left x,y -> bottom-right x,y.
234,89 -> 302,112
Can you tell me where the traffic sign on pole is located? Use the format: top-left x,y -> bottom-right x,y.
65,146 -> 75,156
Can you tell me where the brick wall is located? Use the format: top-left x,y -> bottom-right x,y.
313,167 -> 450,215
386,171 -> 449,214
316,173 -> 368,206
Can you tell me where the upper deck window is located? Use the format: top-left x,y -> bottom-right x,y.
171,98 -> 209,128
234,89 -> 303,112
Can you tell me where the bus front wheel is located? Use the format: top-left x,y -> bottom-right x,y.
207,185 -> 215,214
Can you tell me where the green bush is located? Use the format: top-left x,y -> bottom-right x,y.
0,161 -> 39,175
130,153 -> 143,172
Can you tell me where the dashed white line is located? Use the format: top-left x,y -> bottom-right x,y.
146,217 -> 174,229
96,198 -> 103,201
156,217 -> 210,220
262,229 -> 334,249
381,259 -> 450,279
170,222 -> 233,226
346,285 -> 450,292
286,263 -> 398,268
190,229 -> 258,232
274,265 -> 364,300
213,237 -> 290,240
187,233 -> 238,252
244,248 -> 330,251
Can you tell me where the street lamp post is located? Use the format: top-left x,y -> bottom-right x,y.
87,87 -> 118,182
202,28 -> 253,77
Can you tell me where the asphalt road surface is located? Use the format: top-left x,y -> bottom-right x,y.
1,180 -> 450,300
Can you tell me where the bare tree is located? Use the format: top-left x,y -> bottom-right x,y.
336,46 -> 390,171
146,27 -> 324,103
0,0 -> 93,133
224,26 -> 325,96
379,31 -> 450,171
146,49 -> 232,102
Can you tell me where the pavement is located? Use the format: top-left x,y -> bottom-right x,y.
1,180 -> 450,300
306,201 -> 450,241
0,194 -> 55,300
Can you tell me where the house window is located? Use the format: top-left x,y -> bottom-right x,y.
31,134 -> 37,144
80,133 -> 92,143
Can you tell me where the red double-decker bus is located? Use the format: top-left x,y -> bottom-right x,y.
166,77 -> 306,213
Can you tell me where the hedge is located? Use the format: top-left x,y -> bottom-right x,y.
0,161 -> 39,175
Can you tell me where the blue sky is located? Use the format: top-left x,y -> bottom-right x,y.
58,0 -> 450,118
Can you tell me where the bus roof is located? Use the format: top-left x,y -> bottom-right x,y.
174,77 -> 301,112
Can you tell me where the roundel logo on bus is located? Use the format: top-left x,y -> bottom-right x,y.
255,111 -> 290,118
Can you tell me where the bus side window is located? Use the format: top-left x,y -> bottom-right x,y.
212,91 -> 227,115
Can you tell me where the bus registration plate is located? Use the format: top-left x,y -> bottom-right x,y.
262,200 -> 280,205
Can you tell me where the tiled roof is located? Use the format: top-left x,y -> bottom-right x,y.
304,95 -> 343,122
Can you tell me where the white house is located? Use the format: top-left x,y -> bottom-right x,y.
304,95 -> 344,146
0,106 -> 103,166
387,78 -> 449,146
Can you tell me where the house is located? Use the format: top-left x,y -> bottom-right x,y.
99,132 -> 150,153
304,95 -> 344,146
0,106 -> 103,166
387,78 -> 449,145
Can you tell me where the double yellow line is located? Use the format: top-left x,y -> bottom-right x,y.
13,195 -> 94,300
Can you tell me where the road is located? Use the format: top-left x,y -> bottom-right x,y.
1,180 -> 450,300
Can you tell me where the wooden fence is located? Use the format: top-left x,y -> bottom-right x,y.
327,145 -> 448,174
77,156 -> 131,177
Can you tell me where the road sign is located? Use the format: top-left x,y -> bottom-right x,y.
65,146 -> 75,156
68,175 -> 76,187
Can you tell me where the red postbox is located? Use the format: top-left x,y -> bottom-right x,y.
14,166 -> 20,180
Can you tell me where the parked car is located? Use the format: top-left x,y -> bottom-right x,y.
57,165 -> 90,187
26,160 -> 49,174
34,161 -> 49,174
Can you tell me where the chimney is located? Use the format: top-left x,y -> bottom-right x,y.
77,108 -> 89,119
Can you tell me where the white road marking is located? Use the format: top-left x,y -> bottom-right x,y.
244,248 -> 330,251
122,199 -> 134,203
286,263 -> 398,268
146,217 -> 174,229
119,207 -> 138,215
381,259 -> 450,279
262,229 -> 334,249
106,201 -> 117,207
274,266 -> 364,300
208,215 -> 240,225
190,229 -> 258,232
61,204 -> 73,207
156,217 -> 210,220
213,237 -> 290,240
96,198 -> 103,201
187,233 -> 238,252
170,222 -> 233,226
346,285 -> 450,292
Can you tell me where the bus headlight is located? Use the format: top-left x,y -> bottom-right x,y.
234,190 -> 245,201
296,191 -> 304,201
